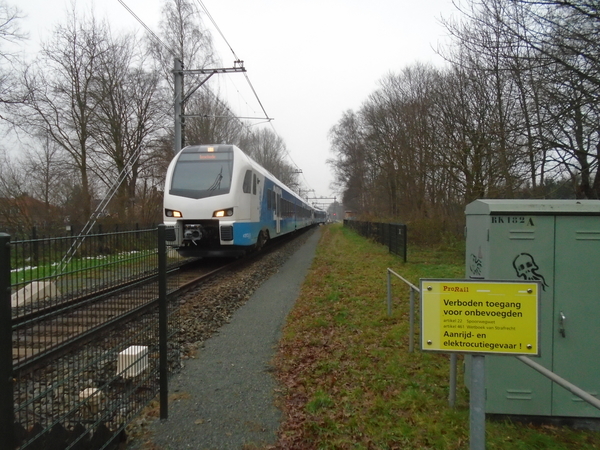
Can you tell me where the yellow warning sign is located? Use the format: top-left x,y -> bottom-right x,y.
420,279 -> 540,355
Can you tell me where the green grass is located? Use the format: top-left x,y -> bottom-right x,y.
10,249 -> 158,286
274,223 -> 600,449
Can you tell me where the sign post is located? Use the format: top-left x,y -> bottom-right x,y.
420,279 -> 540,450
470,354 -> 485,450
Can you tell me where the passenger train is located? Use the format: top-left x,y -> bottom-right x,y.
164,144 -> 322,257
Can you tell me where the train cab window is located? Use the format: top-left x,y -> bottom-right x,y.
253,174 -> 257,195
170,146 -> 234,199
243,170 -> 252,194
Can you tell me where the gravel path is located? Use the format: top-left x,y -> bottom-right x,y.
127,227 -> 322,449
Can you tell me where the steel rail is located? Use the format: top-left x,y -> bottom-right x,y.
12,227 -> 314,375
12,259 -> 227,374
11,260 -> 192,328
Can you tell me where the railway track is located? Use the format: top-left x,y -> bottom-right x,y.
12,256 -> 232,371
11,230 -> 306,373
8,226 -> 319,450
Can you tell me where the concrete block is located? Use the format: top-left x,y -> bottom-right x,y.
11,281 -> 60,308
79,387 -> 103,413
117,345 -> 148,378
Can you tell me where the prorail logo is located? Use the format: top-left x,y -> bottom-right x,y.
443,285 -> 469,292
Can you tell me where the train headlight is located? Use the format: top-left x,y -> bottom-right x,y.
165,209 -> 182,218
213,208 -> 234,218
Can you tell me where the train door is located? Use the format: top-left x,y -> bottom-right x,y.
251,172 -> 261,223
274,187 -> 282,234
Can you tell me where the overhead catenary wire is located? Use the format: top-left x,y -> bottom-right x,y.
191,84 -> 255,135
195,0 -> 240,62
196,0 -> 272,124
192,0 -> 261,119
117,0 -> 177,58
193,1 -> 308,183
48,1 -> 170,278
220,69 -> 264,121
119,0 -> 321,197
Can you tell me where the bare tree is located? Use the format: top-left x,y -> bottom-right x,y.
0,147 -> 38,231
149,0 -> 216,79
432,64 -> 496,202
507,0 -> 600,90
147,0 -> 219,156
327,110 -> 371,214
90,30 -> 166,221
325,0 -> 600,234
184,90 -> 245,145
17,7 -> 109,223
0,1 -> 27,121
21,134 -> 68,210
0,146 -> 26,196
474,0 -> 600,197
240,127 -> 299,188
440,0 -> 539,198
364,65 -> 449,219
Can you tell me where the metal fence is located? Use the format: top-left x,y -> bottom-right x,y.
385,268 -> 459,409
344,220 -> 407,262
0,224 -> 180,450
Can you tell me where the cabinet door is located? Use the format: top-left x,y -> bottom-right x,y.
553,216 -> 600,417
484,215 -> 555,415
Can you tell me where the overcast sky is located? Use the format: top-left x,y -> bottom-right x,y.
17,0 -> 458,204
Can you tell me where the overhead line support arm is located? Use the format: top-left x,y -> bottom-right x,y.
182,66 -> 247,104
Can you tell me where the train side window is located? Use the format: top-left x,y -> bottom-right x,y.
253,174 -> 257,195
243,170 -> 252,193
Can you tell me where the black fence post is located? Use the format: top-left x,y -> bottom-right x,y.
31,226 -> 39,267
400,224 -> 407,262
158,225 -> 169,420
386,223 -> 391,254
0,233 -> 14,450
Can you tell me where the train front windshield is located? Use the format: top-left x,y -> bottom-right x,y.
169,147 -> 234,199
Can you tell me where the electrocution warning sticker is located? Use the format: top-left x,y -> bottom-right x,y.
420,279 -> 540,355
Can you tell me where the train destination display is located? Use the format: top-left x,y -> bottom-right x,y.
420,279 -> 540,355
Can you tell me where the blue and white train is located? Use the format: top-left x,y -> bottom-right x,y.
313,208 -> 328,224
163,144 -> 317,257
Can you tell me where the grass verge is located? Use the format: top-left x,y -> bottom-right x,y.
273,223 -> 600,449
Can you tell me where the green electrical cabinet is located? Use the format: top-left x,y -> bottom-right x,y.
465,199 -> 600,418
